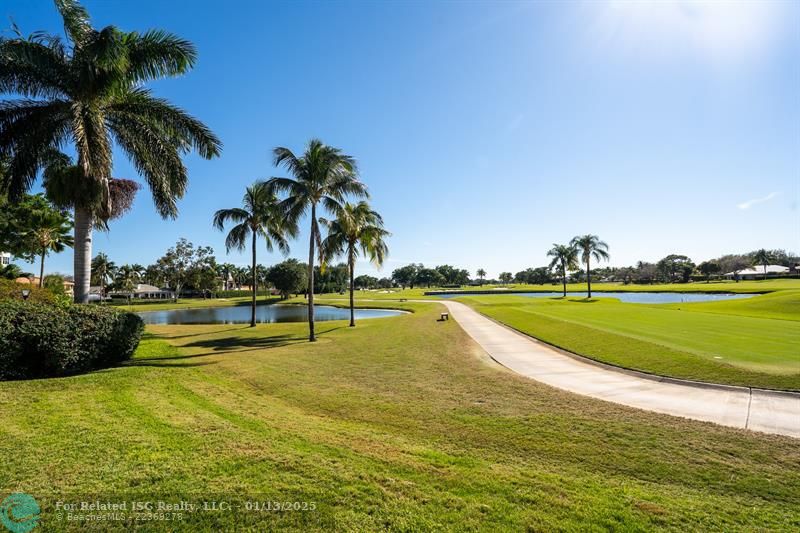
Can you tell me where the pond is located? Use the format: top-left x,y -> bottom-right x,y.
139,304 -> 405,325
436,292 -> 755,304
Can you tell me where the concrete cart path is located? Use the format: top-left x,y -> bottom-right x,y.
436,300 -> 800,438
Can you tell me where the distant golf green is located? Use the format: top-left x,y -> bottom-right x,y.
459,291 -> 800,390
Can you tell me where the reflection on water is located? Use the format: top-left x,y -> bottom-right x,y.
139,304 -> 404,325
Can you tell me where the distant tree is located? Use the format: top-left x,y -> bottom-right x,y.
697,261 -> 721,282
751,249 -> 774,280
90,253 -> 116,295
23,197 -> 74,287
570,235 -> 610,298
320,201 -> 390,327
716,254 -> 750,283
0,263 -> 23,280
498,272 -> 513,285
657,254 -> 695,283
416,267 -> 444,288
113,264 -> 140,298
354,275 -> 379,289
476,268 -> 486,285
529,267 -> 551,285
267,259 -> 307,299
392,264 -> 420,289
377,277 -> 393,289
155,239 -> 214,300
634,261 -> 658,284
213,181 -> 297,326
547,244 -> 579,297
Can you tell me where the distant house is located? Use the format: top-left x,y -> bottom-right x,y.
0,252 -> 11,266
111,283 -> 175,300
723,265 -> 789,280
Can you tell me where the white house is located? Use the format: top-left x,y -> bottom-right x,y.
723,265 -> 789,280
0,252 -> 11,266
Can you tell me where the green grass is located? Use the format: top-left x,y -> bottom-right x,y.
0,302 -> 798,531
459,292 -> 800,390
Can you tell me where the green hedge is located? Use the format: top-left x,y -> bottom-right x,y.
0,301 -> 144,380
0,279 -> 60,304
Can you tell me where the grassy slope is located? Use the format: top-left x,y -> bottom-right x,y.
1,302 -> 799,531
460,293 -> 800,390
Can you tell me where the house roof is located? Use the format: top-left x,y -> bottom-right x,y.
724,265 -> 789,276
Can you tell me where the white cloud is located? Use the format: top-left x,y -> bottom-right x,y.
737,191 -> 779,210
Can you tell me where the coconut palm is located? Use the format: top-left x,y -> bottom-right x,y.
320,201 -> 389,327
547,244 -> 579,297
27,206 -> 74,287
90,252 -> 116,295
267,139 -> 367,341
570,234 -> 610,298
213,181 -> 297,327
476,268 -> 486,285
751,249 -> 774,280
0,0 -> 221,303
114,264 -> 140,295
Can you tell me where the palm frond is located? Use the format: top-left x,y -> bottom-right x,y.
55,0 -> 93,45
124,29 -> 197,83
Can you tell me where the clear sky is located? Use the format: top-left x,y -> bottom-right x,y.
5,0 -> 800,279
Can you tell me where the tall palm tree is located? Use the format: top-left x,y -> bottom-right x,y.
28,206 -> 74,287
320,201 -> 389,327
752,249 -> 773,280
267,139 -> 367,341
570,234 -> 610,298
547,244 -> 579,297
0,0 -> 221,303
90,252 -> 116,295
213,181 -> 297,327
476,268 -> 486,286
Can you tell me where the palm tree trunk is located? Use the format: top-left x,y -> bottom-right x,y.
586,259 -> 592,299
39,251 -> 45,288
562,264 -> 567,297
349,245 -> 355,327
307,203 -> 317,342
250,231 -> 257,328
764,264 -> 767,280
73,207 -> 93,304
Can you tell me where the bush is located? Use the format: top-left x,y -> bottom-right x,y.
0,279 -> 59,304
0,301 -> 144,380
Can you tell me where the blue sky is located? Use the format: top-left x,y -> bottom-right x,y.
5,0 -> 799,279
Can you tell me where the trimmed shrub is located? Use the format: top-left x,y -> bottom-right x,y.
0,301 -> 144,380
0,279 -> 59,304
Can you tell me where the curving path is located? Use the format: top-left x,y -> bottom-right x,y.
436,300 -> 800,438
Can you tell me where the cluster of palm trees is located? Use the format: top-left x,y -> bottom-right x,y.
547,235 -> 610,298
214,140 -> 390,337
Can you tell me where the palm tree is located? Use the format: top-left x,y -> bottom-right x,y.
0,263 -> 23,280
320,201 -> 389,327
570,234 -> 610,298
90,252 -> 116,295
213,181 -> 297,327
476,268 -> 486,286
28,207 -> 74,287
0,0 -> 221,303
547,244 -> 579,297
752,249 -> 773,280
267,139 -> 367,341
114,264 -> 140,295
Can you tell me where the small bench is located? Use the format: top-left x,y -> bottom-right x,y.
440,312 -> 449,321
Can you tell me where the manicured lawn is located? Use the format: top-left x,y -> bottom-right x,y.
459,292 -> 800,390
0,302 -> 798,531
